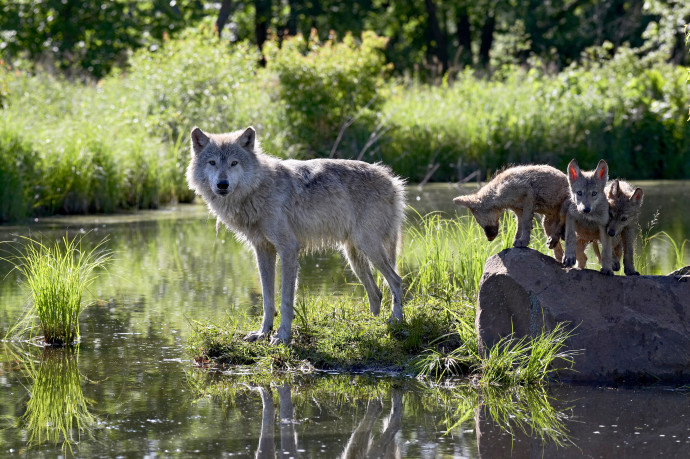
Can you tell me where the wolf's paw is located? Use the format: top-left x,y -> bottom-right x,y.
269,329 -> 291,345
547,236 -> 558,249
612,260 -> 621,271
600,268 -> 614,276
387,314 -> 404,325
244,331 -> 268,342
563,256 -> 576,267
625,269 -> 640,276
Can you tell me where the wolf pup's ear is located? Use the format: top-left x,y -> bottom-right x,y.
567,159 -> 580,182
631,187 -> 644,204
190,127 -> 210,156
237,126 -> 256,151
595,159 -> 608,181
453,195 -> 475,209
608,179 -> 619,199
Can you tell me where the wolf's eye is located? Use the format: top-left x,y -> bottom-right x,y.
231,161 -> 238,167
209,160 -> 216,166
592,191 -> 597,197
576,191 -> 582,196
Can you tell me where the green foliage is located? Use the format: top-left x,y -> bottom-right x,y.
267,31 -> 390,158
1,30 -> 689,222
0,0 -> 204,78
382,59 -> 690,181
0,124 -> 36,222
4,235 -> 111,345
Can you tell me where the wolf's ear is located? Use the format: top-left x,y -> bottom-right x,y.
567,159 -> 580,181
237,126 -> 256,151
190,127 -> 209,156
631,187 -> 643,204
453,195 -> 476,209
595,159 -> 608,181
608,179 -> 619,199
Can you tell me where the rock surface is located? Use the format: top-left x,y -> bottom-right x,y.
477,248 -> 690,384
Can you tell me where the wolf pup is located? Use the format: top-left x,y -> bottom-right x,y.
187,126 -> 406,345
576,179 -> 644,275
563,159 -> 614,275
452,165 -> 570,259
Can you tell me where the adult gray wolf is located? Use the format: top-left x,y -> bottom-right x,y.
452,165 -> 569,260
186,126 -> 406,345
563,159 -> 614,274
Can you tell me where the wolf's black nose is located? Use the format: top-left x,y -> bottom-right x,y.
583,207 -> 590,213
608,229 -> 615,237
217,180 -> 229,190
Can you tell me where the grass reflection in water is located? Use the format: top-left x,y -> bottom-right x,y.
9,345 -> 96,454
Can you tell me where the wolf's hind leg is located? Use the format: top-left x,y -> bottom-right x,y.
271,241 -> 300,345
245,244 -> 277,342
359,240 -> 403,323
344,243 -> 383,315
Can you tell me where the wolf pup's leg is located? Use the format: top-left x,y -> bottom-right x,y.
271,241 -> 300,345
344,243 -> 383,315
563,212 -> 578,267
245,245 -> 277,342
513,194 -> 535,248
621,226 -> 639,276
598,226 -> 614,276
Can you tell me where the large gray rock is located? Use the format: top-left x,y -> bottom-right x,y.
477,248 -> 690,384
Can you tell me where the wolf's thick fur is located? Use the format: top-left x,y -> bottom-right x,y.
187,126 -> 406,344
575,179 -> 644,275
452,165 -> 569,259
563,159 -> 614,274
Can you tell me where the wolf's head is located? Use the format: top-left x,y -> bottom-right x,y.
453,195 -> 500,241
187,126 -> 260,198
567,159 -> 608,215
605,179 -> 644,237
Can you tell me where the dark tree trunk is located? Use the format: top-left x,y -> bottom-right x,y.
216,0 -> 233,38
456,5 -> 472,67
478,11 -> 495,68
424,0 -> 449,73
255,0 -> 271,65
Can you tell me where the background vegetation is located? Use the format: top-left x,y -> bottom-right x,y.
0,1 -> 689,221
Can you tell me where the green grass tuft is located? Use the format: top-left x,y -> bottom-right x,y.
3,235 -> 111,345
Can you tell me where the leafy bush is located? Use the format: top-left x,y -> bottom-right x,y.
267,31 -> 391,158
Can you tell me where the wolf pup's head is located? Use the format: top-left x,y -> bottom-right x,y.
567,159 -> 608,215
453,195 -> 500,241
187,126 -> 259,198
605,179 -> 644,237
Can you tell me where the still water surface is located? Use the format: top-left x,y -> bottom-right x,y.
0,183 -> 689,457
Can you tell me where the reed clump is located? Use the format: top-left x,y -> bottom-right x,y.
4,235 -> 111,345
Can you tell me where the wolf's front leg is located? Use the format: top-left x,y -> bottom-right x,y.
245,245 -> 277,342
272,243 -> 300,345
598,226 -> 614,276
622,226 -> 639,276
563,212 -> 578,267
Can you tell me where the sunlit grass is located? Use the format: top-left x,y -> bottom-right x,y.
189,213 -> 572,385
3,235 -> 111,345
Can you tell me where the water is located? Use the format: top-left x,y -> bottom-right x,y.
0,182 -> 689,457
